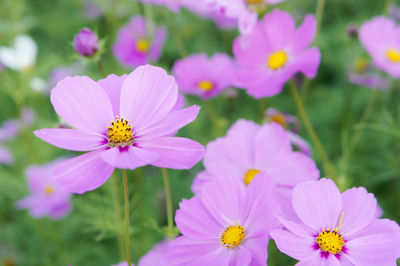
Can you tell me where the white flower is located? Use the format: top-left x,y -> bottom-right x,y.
0,35 -> 37,71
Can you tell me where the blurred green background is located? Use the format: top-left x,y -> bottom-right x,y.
0,0 -> 399,265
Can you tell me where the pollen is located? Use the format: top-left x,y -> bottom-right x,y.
268,51 -> 288,70
107,116 -> 134,147
316,228 -> 345,255
220,224 -> 246,248
244,169 -> 261,185
44,186 -> 54,195
245,0 -> 263,3
269,114 -> 287,128
386,49 -> 400,63
198,80 -> 214,92
136,38 -> 150,53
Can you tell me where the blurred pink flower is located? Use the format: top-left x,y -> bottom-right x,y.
111,263 -> 134,266
271,179 -> 400,265
168,172 -> 280,265
233,9 -> 321,98
139,0 -> 182,13
73,28 -> 99,57
172,53 -> 236,99
0,145 -> 13,165
34,65 -> 204,194
138,238 -> 170,265
16,159 -> 73,220
359,17 -> 400,78
347,58 -> 390,90
192,119 -> 319,220
113,16 -> 166,68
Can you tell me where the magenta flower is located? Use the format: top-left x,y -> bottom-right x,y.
138,238 -> 170,265
192,119 -> 319,219
113,16 -> 166,68
233,9 -> 321,98
0,145 -> 13,165
167,172 -> 280,265
16,160 -> 73,220
347,58 -> 390,90
271,179 -> 400,265
34,65 -> 204,194
359,17 -> 400,78
172,53 -> 236,99
73,28 -> 99,57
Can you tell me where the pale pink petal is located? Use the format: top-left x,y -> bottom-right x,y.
262,9 -> 296,50
292,47 -> 321,78
296,252 -> 341,266
100,146 -> 159,170
98,74 -> 127,116
291,15 -> 316,53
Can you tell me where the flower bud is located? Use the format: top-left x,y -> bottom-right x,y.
73,28 -> 99,57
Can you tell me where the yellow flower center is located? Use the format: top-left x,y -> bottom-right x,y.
386,49 -> 400,63
316,228 -> 345,254
245,0 -> 263,3
354,58 -> 368,73
244,169 -> 261,185
198,80 -> 214,92
136,39 -> 150,53
268,51 -> 288,70
220,224 -> 246,248
44,186 -> 54,195
107,116 -> 134,147
269,114 -> 287,128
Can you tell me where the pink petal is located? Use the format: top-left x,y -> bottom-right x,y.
52,150 -> 114,194
292,179 -> 342,231
98,74 -> 127,116
100,146 -> 159,170
139,137 -> 204,169
50,76 -> 114,134
262,9 -> 296,50
291,15 -> 317,53
296,252 -> 342,266
292,47 -> 321,79
34,128 -> 106,151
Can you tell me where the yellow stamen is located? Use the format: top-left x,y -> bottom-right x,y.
220,224 -> 246,248
44,186 -> 54,195
386,49 -> 400,63
268,51 -> 288,70
244,169 -> 261,185
269,114 -> 287,128
316,228 -> 345,254
198,80 -> 214,92
136,39 -> 150,53
245,0 -> 263,3
107,116 -> 134,147
354,58 -> 368,73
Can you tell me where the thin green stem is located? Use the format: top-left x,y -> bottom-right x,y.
112,174 -> 125,260
315,0 -> 326,44
289,80 -> 337,180
97,61 -> 106,78
122,169 -> 132,266
161,168 -> 175,239
259,98 -> 267,123
169,14 -> 188,57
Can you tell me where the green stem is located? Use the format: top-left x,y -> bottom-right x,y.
259,98 -> 267,123
161,168 -> 175,239
169,14 -> 188,57
289,80 -> 337,180
97,61 -> 106,78
315,0 -> 326,44
112,174 -> 125,260
122,169 -> 132,266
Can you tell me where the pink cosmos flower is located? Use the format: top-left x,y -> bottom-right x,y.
138,238 -> 170,265
233,9 -> 321,98
34,65 -> 204,194
359,17 -> 400,78
0,145 -> 13,165
191,119 -> 319,220
270,179 -> 400,265
172,53 -> 236,99
167,171 -> 280,265
113,16 -> 166,68
347,58 -> 390,90
16,160 -> 73,220
111,263 -> 134,266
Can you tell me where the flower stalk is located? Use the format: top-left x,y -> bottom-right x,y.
122,169 -> 132,266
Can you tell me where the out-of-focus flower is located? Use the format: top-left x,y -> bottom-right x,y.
139,0 -> 182,13
0,145 -> 14,165
388,4 -> 400,21
34,65 -> 204,194
347,24 -> 358,38
192,119 -> 319,219
172,53 -> 236,99
348,58 -> 390,90
266,108 -> 311,155
113,16 -> 166,68
138,238 -> 170,265
47,63 -> 85,93
168,172 -> 280,265
111,263 -> 134,266
85,1 -> 103,19
0,119 -> 20,142
233,10 -> 321,98
271,179 -> 400,265
30,77 -> 47,93
73,28 -> 99,57
359,17 -> 400,78
0,35 -> 37,72
16,160 -> 73,220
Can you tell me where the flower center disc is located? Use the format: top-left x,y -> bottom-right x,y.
268,51 -> 288,70
221,225 -> 246,248
245,0 -> 263,3
198,80 -> 214,92
136,39 -> 150,53
244,169 -> 260,185
44,186 -> 54,195
386,49 -> 400,63
316,229 -> 345,254
107,116 -> 134,147
269,114 -> 287,128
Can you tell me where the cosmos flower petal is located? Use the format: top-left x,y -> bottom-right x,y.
292,179 -> 342,230
34,128 -> 106,152
98,74 -> 127,116
340,187 -> 377,235
191,171 -> 214,194
292,47 -> 321,78
119,65 -> 178,131
291,15 -> 317,53
262,9 -> 296,50
295,252 -> 341,266
140,137 -> 204,169
52,150 -> 114,194
50,76 -> 114,134
230,247 -> 252,266
242,238 -> 268,265
100,146 -> 159,170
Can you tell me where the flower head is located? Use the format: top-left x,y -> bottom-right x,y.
271,179 -> 400,265
113,16 -> 166,68
233,9 -> 321,98
359,16 -> 400,78
16,160 -> 73,220
0,145 -> 14,166
0,35 -> 37,72
167,172 -> 280,265
192,119 -> 319,219
73,28 -> 99,57
172,53 -> 236,99
34,65 -> 204,194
